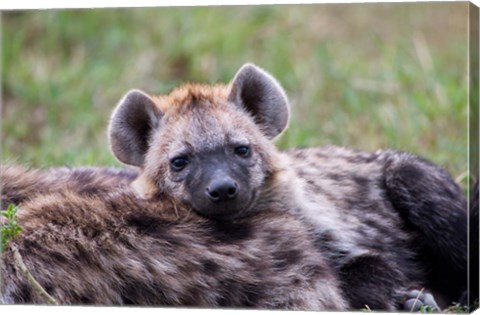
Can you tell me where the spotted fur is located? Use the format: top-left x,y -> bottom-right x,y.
0,165 -> 136,206
0,166 -> 346,309
0,63 -> 468,310
283,146 -> 467,309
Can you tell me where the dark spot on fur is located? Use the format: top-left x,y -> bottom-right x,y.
241,283 -> 265,307
272,249 -> 302,270
201,259 -> 220,275
73,244 -> 99,267
352,175 -> 369,187
344,196 -> 359,210
120,278 -> 171,305
305,179 -> 325,194
49,251 -> 69,264
117,234 -> 136,250
43,284 -> 54,293
127,214 -> 171,236
127,214 -> 185,249
217,279 -> 240,306
312,232 -> 350,262
313,232 -> 334,250
315,150 -> 328,158
346,153 -> 378,164
15,282 -> 33,303
208,221 -> 253,243
339,255 -> 401,309
108,199 -> 121,213
181,286 -> 202,305
360,217 -> 394,238
83,226 -> 101,239
296,169 -> 308,179
79,292 -> 96,304
4,196 -> 23,206
327,172 -> 346,182
22,238 -> 42,255
79,187 -> 101,196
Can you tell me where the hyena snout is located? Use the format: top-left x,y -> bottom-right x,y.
206,176 -> 239,202
190,163 -> 254,220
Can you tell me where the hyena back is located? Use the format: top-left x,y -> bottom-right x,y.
0,165 -> 136,207
107,63 -> 467,309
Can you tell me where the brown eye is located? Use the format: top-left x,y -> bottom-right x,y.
234,145 -> 250,158
171,156 -> 189,171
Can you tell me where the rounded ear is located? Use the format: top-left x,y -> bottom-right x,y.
108,89 -> 163,166
228,63 -> 290,139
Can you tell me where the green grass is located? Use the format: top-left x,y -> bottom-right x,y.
1,203 -> 22,252
1,3 -> 471,189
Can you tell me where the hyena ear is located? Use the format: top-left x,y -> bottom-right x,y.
108,89 -> 163,166
228,63 -> 290,139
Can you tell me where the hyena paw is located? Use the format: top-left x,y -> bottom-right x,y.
403,289 -> 439,312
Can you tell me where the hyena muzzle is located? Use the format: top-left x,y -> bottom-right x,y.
106,63 -> 467,310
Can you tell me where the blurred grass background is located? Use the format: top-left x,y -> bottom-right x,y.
1,3 -> 471,187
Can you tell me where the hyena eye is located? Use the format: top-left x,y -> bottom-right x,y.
234,145 -> 251,158
170,156 -> 189,171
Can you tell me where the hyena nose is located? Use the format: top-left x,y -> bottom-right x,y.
206,178 -> 238,202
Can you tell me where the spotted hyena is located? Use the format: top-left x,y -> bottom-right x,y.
0,63 -> 467,310
106,63 -> 467,310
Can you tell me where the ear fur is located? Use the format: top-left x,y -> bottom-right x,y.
228,63 -> 290,139
108,89 -> 162,166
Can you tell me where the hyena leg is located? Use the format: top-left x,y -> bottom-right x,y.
339,255 -> 440,311
382,152 -> 468,305
338,255 -> 406,310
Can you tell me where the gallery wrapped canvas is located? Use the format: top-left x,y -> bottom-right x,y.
1,1 -> 478,313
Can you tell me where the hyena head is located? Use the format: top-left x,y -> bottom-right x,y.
108,63 -> 290,220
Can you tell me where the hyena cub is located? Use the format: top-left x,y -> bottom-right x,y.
108,63 -> 467,310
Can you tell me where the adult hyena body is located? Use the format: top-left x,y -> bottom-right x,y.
1,63 -> 468,309
0,166 -> 346,309
285,146 -> 467,309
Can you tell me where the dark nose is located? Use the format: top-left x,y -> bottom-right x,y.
206,178 -> 238,202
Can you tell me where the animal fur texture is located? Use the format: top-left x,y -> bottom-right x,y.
0,166 -> 346,309
0,63 -> 468,310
